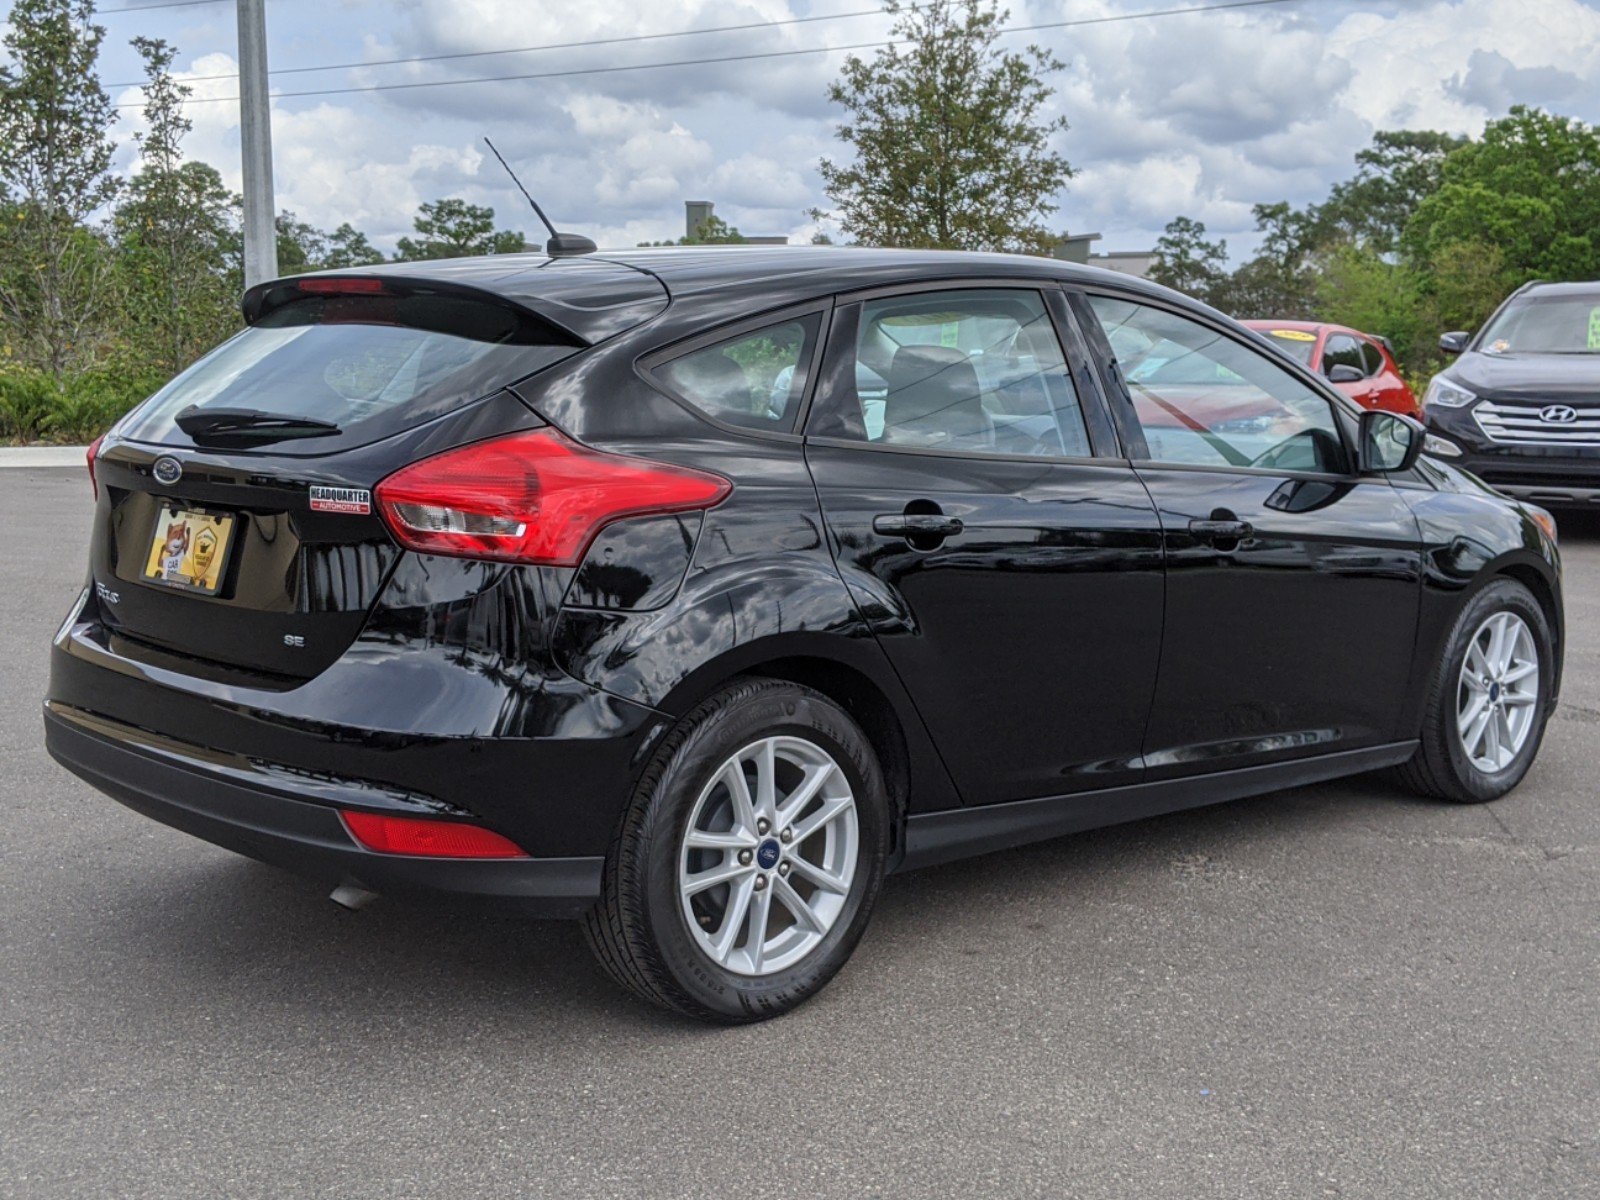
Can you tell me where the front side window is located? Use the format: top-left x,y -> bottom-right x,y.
654,315 -> 821,430
1321,334 -> 1366,377
809,288 -> 1091,457
1088,295 -> 1347,474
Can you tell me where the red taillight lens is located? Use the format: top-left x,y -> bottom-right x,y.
374,428 -> 731,566
341,811 -> 528,858
86,434 -> 104,499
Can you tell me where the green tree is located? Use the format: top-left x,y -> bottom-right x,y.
1404,107 -> 1600,281
113,37 -> 236,376
638,213 -> 750,246
395,197 -> 524,260
274,210 -> 328,275
1315,129 -> 1467,255
1147,216 -> 1228,303
1212,202 -> 1320,318
814,0 -> 1071,253
0,0 -> 119,380
684,213 -> 745,244
323,222 -> 384,269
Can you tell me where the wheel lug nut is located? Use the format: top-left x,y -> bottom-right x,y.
756,818 -> 770,835
737,849 -> 752,866
780,828 -> 793,844
778,861 -> 791,877
753,875 -> 768,891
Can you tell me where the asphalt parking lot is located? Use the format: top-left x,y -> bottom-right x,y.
2,465 -> 1596,1199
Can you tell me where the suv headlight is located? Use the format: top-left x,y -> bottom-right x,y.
1423,376 -> 1477,409
1423,434 -> 1463,458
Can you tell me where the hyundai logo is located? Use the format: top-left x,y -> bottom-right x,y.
151,455 -> 183,486
1539,404 -> 1579,425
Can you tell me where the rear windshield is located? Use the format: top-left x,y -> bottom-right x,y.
117,292 -> 578,451
1260,329 -> 1317,365
1479,293 -> 1600,354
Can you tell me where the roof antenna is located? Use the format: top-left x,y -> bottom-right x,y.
483,136 -> 596,258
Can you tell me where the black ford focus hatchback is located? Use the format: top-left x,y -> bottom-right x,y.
47,247 -> 1563,1021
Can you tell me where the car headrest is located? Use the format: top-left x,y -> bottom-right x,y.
669,352 -> 753,416
884,345 -> 988,445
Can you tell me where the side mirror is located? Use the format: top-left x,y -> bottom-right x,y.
1438,331 -> 1470,355
1359,410 -> 1425,474
1326,363 -> 1365,384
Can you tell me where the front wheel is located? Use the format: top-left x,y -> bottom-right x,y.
1398,578 -> 1554,803
583,678 -> 889,1022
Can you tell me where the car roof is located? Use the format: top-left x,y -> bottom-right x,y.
1521,280 -> 1600,298
269,245 -> 1198,344
1245,319 -> 1386,342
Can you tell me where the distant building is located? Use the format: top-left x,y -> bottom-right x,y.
1087,249 -> 1156,279
682,200 -> 788,245
1049,232 -> 1102,264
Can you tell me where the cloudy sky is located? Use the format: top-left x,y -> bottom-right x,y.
19,0 -> 1600,260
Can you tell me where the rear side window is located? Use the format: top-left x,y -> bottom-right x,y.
654,315 -> 822,431
1360,340 -> 1386,375
808,288 -> 1091,457
118,291 -> 579,451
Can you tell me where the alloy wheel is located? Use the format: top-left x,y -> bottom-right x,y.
678,736 -> 859,977
1456,610 -> 1540,774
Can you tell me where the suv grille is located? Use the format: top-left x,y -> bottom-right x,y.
1474,398 -> 1600,446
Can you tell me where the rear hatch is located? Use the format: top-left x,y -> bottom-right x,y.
90,274 -> 628,681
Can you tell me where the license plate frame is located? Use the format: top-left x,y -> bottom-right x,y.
142,504 -> 237,596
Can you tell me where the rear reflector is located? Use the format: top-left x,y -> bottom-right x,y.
374,427 -> 731,566
86,434 -> 104,500
341,811 -> 529,859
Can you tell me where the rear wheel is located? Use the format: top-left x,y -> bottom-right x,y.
1398,578 -> 1553,803
583,678 -> 888,1022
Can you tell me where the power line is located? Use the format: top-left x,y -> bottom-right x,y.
101,0 -> 236,12
110,0 -> 1309,108
106,4 -> 915,86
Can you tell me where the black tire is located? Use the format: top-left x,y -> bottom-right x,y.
1397,578 -> 1554,803
582,678 -> 889,1023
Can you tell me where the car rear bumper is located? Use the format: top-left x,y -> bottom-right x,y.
44,702 -> 603,917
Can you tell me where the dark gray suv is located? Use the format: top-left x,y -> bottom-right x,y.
1423,280 -> 1600,506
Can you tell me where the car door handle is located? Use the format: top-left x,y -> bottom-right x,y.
1188,517 -> 1253,542
873,513 -> 965,538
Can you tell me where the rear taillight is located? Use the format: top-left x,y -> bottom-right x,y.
341,811 -> 528,858
374,428 -> 731,566
86,434 -> 104,499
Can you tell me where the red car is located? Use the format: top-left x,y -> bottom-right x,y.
1243,320 -> 1420,416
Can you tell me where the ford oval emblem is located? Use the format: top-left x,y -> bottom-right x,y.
152,455 -> 183,486
1539,404 -> 1578,424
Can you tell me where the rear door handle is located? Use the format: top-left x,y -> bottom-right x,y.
873,513 -> 965,538
1188,518 -> 1253,541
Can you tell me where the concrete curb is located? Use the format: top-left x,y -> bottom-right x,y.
0,446 -> 88,468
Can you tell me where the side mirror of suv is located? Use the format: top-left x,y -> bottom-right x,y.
1326,363 -> 1365,384
1438,331 -> 1470,355
1359,410 -> 1425,474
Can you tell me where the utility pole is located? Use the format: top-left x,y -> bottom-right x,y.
237,0 -> 278,288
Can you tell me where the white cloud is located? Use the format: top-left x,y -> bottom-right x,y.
98,0 -> 1600,259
